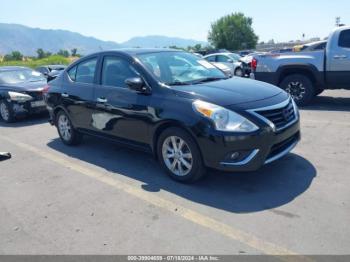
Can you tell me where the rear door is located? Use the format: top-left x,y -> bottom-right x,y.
91,55 -> 151,146
327,29 -> 350,89
61,56 -> 99,130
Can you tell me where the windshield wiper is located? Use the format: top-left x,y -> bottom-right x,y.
192,77 -> 228,84
166,80 -> 191,86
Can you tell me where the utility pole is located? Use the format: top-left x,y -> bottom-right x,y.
336,17 -> 341,27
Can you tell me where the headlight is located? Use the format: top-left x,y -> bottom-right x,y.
8,91 -> 33,102
193,100 -> 259,132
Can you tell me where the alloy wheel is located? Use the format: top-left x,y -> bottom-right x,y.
58,114 -> 72,141
162,136 -> 193,177
0,102 -> 10,121
285,81 -> 306,101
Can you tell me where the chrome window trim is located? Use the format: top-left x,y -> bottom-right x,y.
220,149 -> 260,166
247,98 -> 299,132
264,140 -> 298,165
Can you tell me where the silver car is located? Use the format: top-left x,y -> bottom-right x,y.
204,53 -> 243,77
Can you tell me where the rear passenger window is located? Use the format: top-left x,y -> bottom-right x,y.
339,30 -> 350,48
101,56 -> 138,88
205,56 -> 216,62
68,58 -> 97,84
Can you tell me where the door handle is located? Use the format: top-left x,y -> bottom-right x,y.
333,55 -> 347,59
61,93 -> 69,98
97,97 -> 108,103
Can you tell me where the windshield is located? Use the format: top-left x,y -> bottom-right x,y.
137,51 -> 226,86
0,69 -> 46,84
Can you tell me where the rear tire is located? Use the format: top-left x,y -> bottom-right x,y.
0,100 -> 15,123
56,110 -> 82,146
157,127 -> 206,183
280,74 -> 315,106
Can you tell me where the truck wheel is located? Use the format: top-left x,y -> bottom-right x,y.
157,127 -> 206,183
0,100 -> 15,123
280,74 -> 315,106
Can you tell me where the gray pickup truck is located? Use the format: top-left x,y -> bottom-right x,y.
252,26 -> 350,105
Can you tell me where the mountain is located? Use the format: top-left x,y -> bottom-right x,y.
0,23 -> 208,56
0,23 -> 122,56
122,35 -> 207,48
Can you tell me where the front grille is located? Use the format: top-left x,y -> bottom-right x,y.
266,132 -> 300,162
26,91 -> 44,101
255,99 -> 296,131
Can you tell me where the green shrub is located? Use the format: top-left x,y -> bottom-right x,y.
0,55 -> 71,68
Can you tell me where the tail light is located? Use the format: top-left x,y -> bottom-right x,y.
42,84 -> 50,94
251,58 -> 258,71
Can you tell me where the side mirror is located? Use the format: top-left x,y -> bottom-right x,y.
227,59 -> 234,63
125,77 -> 150,93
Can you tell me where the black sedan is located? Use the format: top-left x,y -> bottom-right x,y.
45,49 -> 300,183
0,66 -> 48,122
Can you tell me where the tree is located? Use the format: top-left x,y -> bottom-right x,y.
71,48 -> 78,57
208,12 -> 258,51
37,48 -> 45,59
3,51 -> 23,61
57,49 -> 70,57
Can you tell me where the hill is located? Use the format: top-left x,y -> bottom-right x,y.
0,23 -> 208,56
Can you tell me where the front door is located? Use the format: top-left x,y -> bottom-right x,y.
327,29 -> 350,89
92,55 -> 151,146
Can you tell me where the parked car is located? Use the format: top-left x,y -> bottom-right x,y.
45,49 -> 300,183
212,63 -> 233,78
0,66 -> 48,122
251,26 -> 350,105
35,65 -> 67,82
204,53 -> 244,76
293,40 -> 327,52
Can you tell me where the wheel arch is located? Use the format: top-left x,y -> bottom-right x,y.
276,64 -> 323,87
151,120 -> 201,160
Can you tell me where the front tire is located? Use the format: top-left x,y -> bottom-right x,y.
56,110 -> 82,145
157,127 -> 206,183
0,100 -> 15,123
234,67 -> 243,77
280,74 -> 315,106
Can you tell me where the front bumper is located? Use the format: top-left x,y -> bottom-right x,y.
10,99 -> 47,116
197,120 -> 300,172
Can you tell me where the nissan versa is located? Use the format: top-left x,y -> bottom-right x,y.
45,49 -> 301,182
0,66 -> 48,122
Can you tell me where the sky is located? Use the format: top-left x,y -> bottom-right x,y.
0,0 -> 349,43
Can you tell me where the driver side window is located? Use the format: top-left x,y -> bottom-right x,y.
101,56 -> 138,88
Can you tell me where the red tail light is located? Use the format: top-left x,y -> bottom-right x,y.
42,84 -> 50,94
251,58 -> 258,71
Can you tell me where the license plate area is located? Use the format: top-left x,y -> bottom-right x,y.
31,100 -> 46,107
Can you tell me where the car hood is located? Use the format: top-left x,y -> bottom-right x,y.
171,77 -> 284,107
0,80 -> 47,92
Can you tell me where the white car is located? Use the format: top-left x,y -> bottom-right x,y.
204,53 -> 243,77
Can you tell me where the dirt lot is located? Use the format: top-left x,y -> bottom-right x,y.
0,90 -> 349,255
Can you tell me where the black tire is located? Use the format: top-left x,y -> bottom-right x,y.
157,127 -> 206,183
234,67 -> 243,77
280,74 -> 315,106
55,110 -> 83,146
0,100 -> 15,123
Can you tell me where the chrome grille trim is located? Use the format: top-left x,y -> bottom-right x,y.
247,98 -> 299,132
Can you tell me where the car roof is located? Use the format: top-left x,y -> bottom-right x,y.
0,66 -> 31,72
